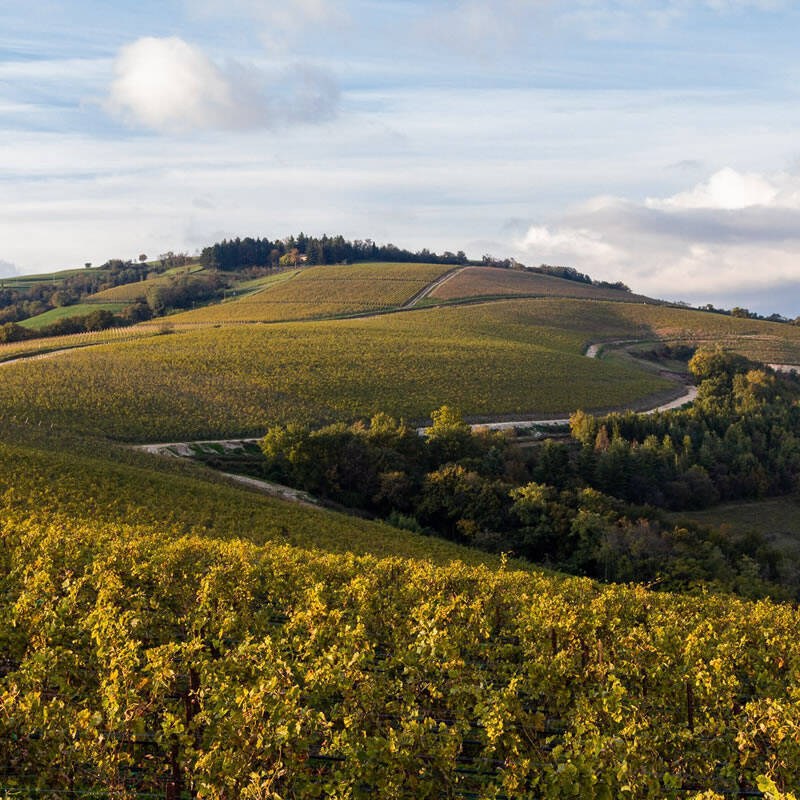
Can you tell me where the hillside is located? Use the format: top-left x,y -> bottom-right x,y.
2,424 -> 799,798
18,301 -> 128,329
86,263 -> 206,303
426,265 -> 656,304
167,262 -> 451,324
0,298 -> 675,441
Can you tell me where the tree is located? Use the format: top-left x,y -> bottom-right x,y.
138,254 -> 147,263
425,405 -> 475,464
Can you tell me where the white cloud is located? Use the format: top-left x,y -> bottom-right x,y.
105,37 -> 339,133
0,259 -> 20,278
647,167 -> 789,210
516,168 -> 800,306
520,224 -> 623,265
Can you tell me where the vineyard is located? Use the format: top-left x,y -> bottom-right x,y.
167,263 -> 450,324
0,326 -> 157,364
3,265 -> 800,798
427,266 -> 655,304
0,301 -> 673,441
4,294 -> 800,443
0,430 -> 798,798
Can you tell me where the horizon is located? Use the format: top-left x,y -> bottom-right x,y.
3,1 -> 800,315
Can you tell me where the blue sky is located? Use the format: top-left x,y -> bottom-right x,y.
2,0 -> 800,313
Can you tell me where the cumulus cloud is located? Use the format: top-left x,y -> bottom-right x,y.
520,224 -> 623,266
648,167 -> 800,210
0,259 -> 20,278
106,37 -> 339,133
515,168 -> 800,308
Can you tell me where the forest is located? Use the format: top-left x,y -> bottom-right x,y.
254,347 -> 800,600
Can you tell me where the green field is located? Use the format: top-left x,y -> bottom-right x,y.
0,267 -> 96,288
673,496 -> 800,542
168,262 -> 450,324
0,299 -> 675,441
18,301 -> 128,328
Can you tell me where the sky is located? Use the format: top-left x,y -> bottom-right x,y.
2,0 -> 800,314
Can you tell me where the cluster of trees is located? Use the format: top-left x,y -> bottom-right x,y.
0,307 -> 148,343
567,349 -> 800,508
200,234 -> 471,271
258,363 -> 799,599
144,271 -> 224,315
696,301 -> 800,326
0,255 -> 189,329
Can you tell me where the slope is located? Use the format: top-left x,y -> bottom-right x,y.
167,262 -> 452,324
0,299 -> 674,441
2,425 -> 798,797
425,265 -> 657,304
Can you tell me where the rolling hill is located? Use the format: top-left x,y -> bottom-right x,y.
3,258 -> 800,797
167,262 -> 452,324
425,265 -> 656,304
0,298 -> 676,441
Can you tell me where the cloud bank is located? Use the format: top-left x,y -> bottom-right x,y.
106,37 -> 339,133
516,168 -> 800,306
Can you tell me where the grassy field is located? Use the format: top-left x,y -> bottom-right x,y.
0,267 -> 96,288
671,497 -> 800,588
672,496 -> 800,539
167,262 -> 450,324
428,266 -> 656,304
18,301 -> 128,328
0,299 -> 674,441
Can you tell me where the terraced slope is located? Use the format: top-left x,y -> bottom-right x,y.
427,265 -> 656,304
167,262 -> 451,324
